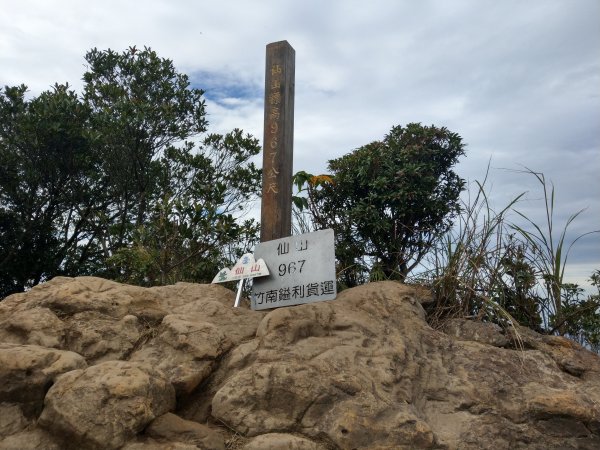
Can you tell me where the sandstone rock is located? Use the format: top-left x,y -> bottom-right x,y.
212,362 -> 335,436
145,412 -> 225,450
0,279 -> 264,368
0,307 -> 66,348
420,341 -> 600,449
212,316 -> 439,447
130,315 -> 233,396
0,343 -> 87,417
1,277 -> 599,449
122,438 -> 201,450
508,324 -> 600,380
39,360 -> 176,450
0,277 -> 166,322
0,277 -> 168,365
0,428 -> 62,450
128,284 -> 264,397
243,433 -> 325,450
210,281 -> 600,449
149,282 -> 237,311
0,403 -> 28,438
442,318 -> 509,347
151,282 -> 265,344
64,311 -> 142,363
212,282 -> 432,447
322,401 -> 436,449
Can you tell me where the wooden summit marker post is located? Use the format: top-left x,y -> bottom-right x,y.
253,41 -> 337,310
261,41 -> 295,242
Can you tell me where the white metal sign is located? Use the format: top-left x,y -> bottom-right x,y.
212,253 -> 270,307
211,253 -> 269,284
251,228 -> 337,310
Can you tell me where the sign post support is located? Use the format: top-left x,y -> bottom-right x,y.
234,279 -> 245,308
261,41 -> 295,242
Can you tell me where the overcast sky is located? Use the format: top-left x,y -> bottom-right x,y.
1,0 -> 598,290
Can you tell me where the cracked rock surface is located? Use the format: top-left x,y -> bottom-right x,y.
0,276 -> 599,449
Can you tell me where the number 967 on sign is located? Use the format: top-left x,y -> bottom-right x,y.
278,260 -> 306,277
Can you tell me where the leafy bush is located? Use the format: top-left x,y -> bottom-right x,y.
559,272 -> 600,352
295,123 -> 466,288
0,47 -> 260,296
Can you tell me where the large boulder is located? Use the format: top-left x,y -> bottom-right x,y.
149,282 -> 265,345
242,433 -> 326,450
129,315 -> 233,396
1,277 -> 599,449
144,412 -> 225,450
0,343 -> 86,418
0,307 -> 66,348
0,277 -> 166,321
0,277 -> 167,365
129,283 -> 264,396
38,360 -> 176,450
0,428 -> 62,450
209,282 -> 600,449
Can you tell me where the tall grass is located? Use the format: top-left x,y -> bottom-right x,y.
292,164 -> 598,347
413,166 -> 526,331
416,166 -> 599,348
509,167 -> 599,334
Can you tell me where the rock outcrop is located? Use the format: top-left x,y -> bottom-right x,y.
0,276 -> 598,449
